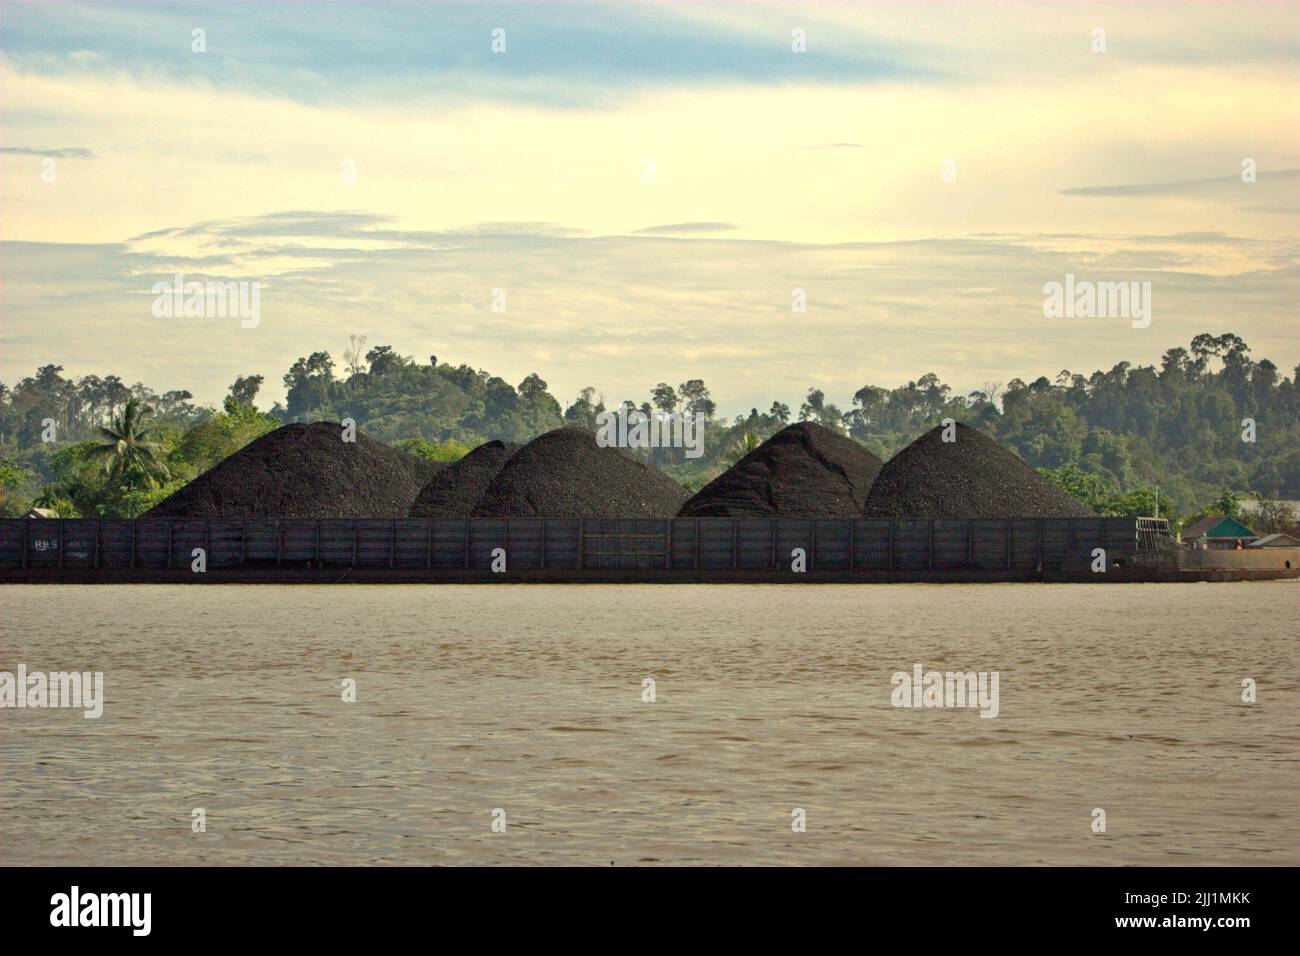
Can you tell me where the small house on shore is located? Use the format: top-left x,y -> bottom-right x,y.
1247,532 -> 1300,548
1180,515 -> 1256,549
21,507 -> 57,519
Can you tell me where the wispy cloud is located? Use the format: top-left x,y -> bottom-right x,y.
1061,169 -> 1300,198
0,1 -> 936,108
129,211 -> 393,243
634,222 -> 737,235
4,218 -> 1297,415
0,146 -> 98,159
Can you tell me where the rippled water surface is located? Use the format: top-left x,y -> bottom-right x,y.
1,583 -> 1296,865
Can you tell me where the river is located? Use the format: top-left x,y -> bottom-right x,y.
1,582 -> 1295,865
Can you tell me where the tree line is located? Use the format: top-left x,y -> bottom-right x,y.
1,332 -> 1295,525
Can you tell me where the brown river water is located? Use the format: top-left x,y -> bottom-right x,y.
1,583 -> 1296,866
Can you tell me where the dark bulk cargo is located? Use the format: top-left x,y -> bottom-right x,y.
409,439 -> 520,518
679,422 -> 883,518
143,422 -> 442,519
863,421 -> 1096,519
472,427 -> 689,518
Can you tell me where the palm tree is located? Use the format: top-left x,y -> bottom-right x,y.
88,399 -> 169,487
724,431 -> 762,467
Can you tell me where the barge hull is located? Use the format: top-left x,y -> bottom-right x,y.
2,518 -> 1295,583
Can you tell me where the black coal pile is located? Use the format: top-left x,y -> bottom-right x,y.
862,422 -> 1095,518
678,422 -> 883,518
471,427 -> 689,518
144,422 -> 443,519
408,439 -> 520,518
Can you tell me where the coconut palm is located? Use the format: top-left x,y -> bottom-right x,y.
724,431 -> 762,467
87,398 -> 170,487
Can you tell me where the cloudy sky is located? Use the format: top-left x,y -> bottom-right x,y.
2,1 -> 1297,414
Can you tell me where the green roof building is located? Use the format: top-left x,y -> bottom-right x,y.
1181,515 -> 1257,548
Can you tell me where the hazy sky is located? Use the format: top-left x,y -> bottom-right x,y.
2,1 -> 1297,415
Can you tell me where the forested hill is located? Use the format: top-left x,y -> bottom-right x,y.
1,332 -> 1295,519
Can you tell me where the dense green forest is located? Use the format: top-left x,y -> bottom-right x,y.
1,332 -> 1296,525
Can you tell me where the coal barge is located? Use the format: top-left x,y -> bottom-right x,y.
2,517 -> 1295,584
